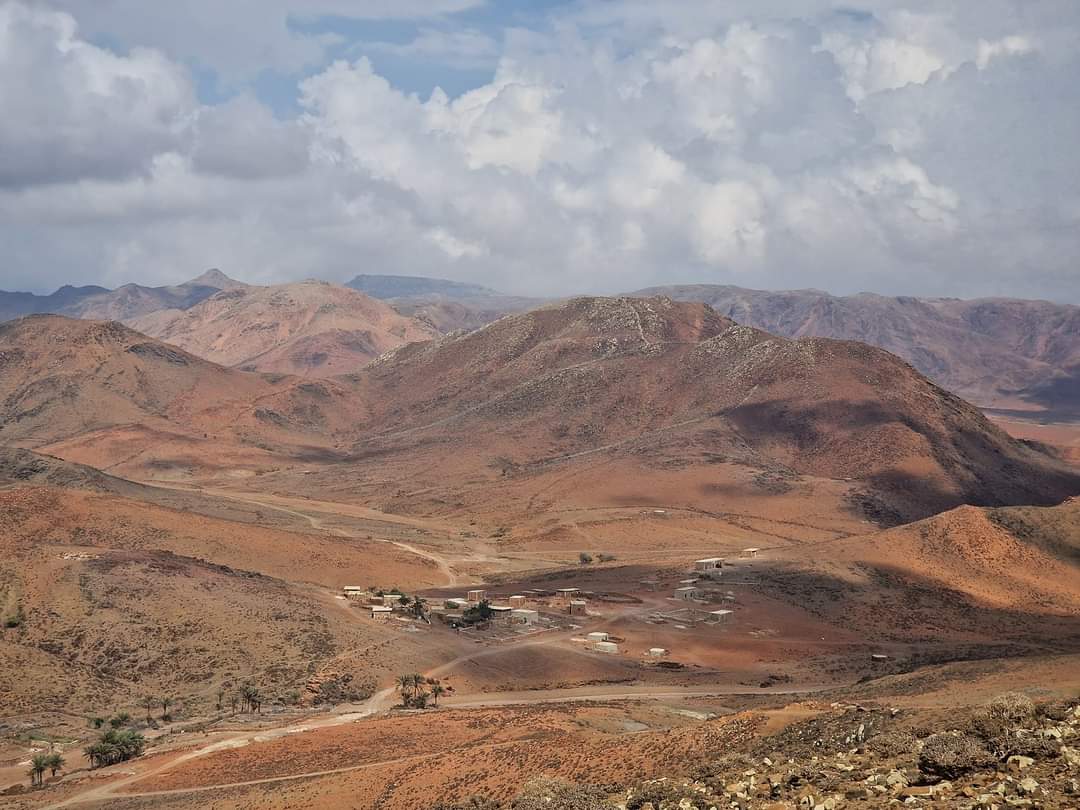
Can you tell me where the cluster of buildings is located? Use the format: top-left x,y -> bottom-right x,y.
342,544 -> 760,660
428,589 -> 540,627
342,587 -> 413,620
343,583 -> 599,628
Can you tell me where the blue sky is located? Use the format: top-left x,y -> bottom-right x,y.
194,1 -> 582,112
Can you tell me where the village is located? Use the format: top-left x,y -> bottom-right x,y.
339,547 -> 769,665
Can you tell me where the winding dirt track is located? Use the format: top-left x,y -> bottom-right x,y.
150,484 -> 464,587
43,681 -> 828,808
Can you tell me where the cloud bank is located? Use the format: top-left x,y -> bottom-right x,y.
1,1 -> 1078,301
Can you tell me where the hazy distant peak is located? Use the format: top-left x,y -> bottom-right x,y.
185,269 -> 247,290
347,274 -> 500,299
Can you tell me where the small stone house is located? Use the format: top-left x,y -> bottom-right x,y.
674,586 -> 704,601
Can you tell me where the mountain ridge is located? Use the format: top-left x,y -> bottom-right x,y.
127,280 -> 437,377
0,269 -> 244,322
631,283 -> 1080,416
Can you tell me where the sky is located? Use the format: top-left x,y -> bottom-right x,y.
1,1 -> 1078,301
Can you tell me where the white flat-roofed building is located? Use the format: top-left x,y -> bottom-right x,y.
693,558 -> 725,579
586,631 -> 609,642
742,548 -> 760,558
508,595 -> 527,608
511,608 -> 539,625
647,647 -> 668,658
707,609 -> 734,624
568,599 -> 588,615
467,589 -> 487,603
593,641 -> 619,654
370,605 -> 393,619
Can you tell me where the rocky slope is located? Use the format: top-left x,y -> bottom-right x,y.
633,285 -> 1080,416
759,499 -> 1080,643
333,296 -> 1079,522
426,697 -> 1080,810
0,315 -> 280,449
3,298 -> 1077,520
0,485 -> 421,717
129,280 -> 436,376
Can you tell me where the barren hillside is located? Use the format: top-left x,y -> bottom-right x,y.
4,299 -> 1077,521
0,316 -> 366,478
0,315 -> 279,449
0,485 -> 448,716
312,296 -> 1080,523
760,498 -> 1080,643
634,284 -> 1080,416
130,281 -> 436,376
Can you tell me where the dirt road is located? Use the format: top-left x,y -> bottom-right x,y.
41,677 -> 829,808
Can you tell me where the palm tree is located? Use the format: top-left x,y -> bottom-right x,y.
83,743 -> 100,769
142,696 -> 155,725
430,683 -> 445,707
216,689 -> 225,712
397,674 -> 412,704
46,752 -> 64,778
86,728 -> 146,768
239,683 -> 262,714
160,696 -> 172,722
28,754 -> 49,787
411,597 -> 427,620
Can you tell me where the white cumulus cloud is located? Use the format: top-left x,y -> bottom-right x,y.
1,0 -> 1078,303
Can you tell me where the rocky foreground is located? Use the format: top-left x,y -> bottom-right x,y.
430,694 -> 1080,809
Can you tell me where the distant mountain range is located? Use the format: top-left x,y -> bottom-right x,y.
346,274 -> 500,299
4,299 -> 1075,525
3,271 -> 1078,417
632,285 -> 1080,418
129,280 -> 436,377
0,269 -> 243,322
347,273 -> 544,333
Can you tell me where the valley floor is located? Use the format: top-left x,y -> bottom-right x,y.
4,480 -> 1079,808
